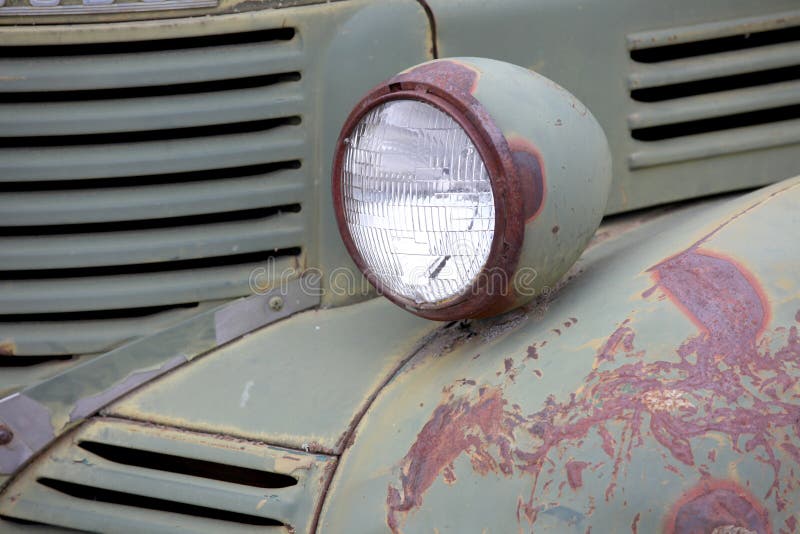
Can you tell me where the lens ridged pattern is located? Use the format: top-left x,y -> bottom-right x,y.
341,99 -> 495,304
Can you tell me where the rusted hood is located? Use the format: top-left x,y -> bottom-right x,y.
320,176 -> 800,533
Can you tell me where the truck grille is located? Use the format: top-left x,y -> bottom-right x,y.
626,11 -> 800,170
0,27 -> 311,358
0,418 -> 336,533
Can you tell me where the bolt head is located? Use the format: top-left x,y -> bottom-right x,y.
0,425 -> 13,446
268,296 -> 284,312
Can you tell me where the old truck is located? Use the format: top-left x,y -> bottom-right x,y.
1,0 -> 800,532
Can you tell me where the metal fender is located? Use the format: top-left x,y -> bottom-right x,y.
319,176 -> 800,533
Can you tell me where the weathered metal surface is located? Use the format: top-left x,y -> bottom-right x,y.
107,296 -> 442,455
0,418 -> 335,533
0,277 -> 319,481
319,176 -> 800,532
425,1 -> 800,213
0,0 -> 348,25
332,58 -> 610,320
0,0 -> 432,360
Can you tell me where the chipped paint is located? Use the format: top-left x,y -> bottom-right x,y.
69,355 -> 187,422
386,212 -> 800,530
0,341 -> 15,357
664,479 -> 771,534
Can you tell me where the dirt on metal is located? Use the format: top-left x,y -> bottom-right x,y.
386,193 -> 800,532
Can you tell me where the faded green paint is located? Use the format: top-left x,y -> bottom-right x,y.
1,418 -> 335,532
0,279 -> 317,482
320,177 -> 800,532
108,297 -> 441,455
461,57 -> 612,308
0,0 -> 432,358
426,1 -> 800,214
1,0 -> 799,531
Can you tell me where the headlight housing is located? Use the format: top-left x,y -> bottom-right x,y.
332,58 -> 612,320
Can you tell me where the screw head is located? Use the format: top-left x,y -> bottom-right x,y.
268,296 -> 284,312
0,425 -> 13,446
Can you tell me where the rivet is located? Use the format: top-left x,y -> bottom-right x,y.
268,296 -> 284,312
0,425 -> 13,446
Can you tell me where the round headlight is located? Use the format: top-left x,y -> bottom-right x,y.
340,99 -> 496,305
333,58 -> 612,320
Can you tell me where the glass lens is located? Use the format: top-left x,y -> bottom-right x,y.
341,99 -> 496,304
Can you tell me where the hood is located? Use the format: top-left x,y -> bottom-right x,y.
106,298 -> 440,455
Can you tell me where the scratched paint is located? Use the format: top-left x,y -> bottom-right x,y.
387,223 -> 800,531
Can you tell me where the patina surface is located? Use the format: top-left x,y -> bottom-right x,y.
320,177 -> 800,533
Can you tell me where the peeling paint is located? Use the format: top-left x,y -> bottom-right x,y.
387,221 -> 800,530
665,479 -> 770,534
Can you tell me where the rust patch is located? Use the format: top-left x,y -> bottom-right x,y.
565,460 -> 589,490
509,136 -> 546,223
395,59 -> 479,97
552,225 -> 560,234
0,341 -> 15,356
665,479 -> 771,534
387,227 -> 800,529
631,512 -> 641,534
386,386 -> 515,532
0,424 -> 13,446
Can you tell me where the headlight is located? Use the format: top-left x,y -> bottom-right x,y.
332,58 -> 612,320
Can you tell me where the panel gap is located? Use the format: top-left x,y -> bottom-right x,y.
37,478 -> 285,527
0,116 -> 301,148
630,64 -> 800,102
631,25 -> 800,63
631,103 -> 800,141
0,160 -> 302,193
0,247 -> 301,280
79,441 -> 299,489
0,72 -> 301,104
0,27 -> 296,58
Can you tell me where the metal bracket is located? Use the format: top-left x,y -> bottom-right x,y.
0,277 -> 319,477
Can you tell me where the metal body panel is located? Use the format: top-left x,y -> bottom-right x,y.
425,1 -> 800,213
1,418 -> 335,533
108,297 -> 441,455
319,177 -> 800,532
0,0 -> 432,359
0,277 -> 319,481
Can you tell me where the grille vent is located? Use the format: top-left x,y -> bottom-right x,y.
626,11 -> 800,169
0,26 -> 311,359
0,418 -> 336,533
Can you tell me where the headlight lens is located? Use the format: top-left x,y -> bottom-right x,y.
340,99 -> 496,304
